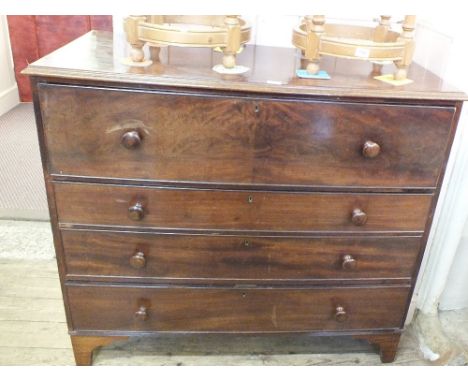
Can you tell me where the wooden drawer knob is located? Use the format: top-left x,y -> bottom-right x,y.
342,254 -> 357,270
130,251 -> 146,269
128,202 -> 145,221
362,140 -> 381,158
335,306 -> 347,322
134,306 -> 148,321
351,208 -> 368,226
121,130 -> 142,149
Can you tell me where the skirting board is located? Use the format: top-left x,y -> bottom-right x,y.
0,84 -> 20,116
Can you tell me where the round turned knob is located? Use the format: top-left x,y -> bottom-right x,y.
335,306 -> 347,322
362,140 -> 381,158
342,254 -> 357,270
121,130 -> 142,149
351,208 -> 368,226
134,306 -> 148,321
128,202 -> 145,221
130,251 -> 146,269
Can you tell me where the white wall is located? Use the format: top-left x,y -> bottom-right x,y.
408,16 -> 468,313
440,237 -> 468,309
0,15 -> 19,115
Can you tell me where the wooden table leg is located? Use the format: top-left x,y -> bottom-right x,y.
71,335 -> 128,366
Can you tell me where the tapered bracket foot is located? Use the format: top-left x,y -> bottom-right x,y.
71,335 -> 128,366
354,332 -> 401,363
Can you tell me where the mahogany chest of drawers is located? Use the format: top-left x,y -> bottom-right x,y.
24,31 -> 465,365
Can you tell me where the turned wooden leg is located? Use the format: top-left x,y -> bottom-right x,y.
306,60 -> 320,74
222,15 -> 241,69
303,15 -> 325,74
393,15 -> 416,81
130,43 -> 145,63
394,64 -> 409,80
372,63 -> 383,75
149,46 -> 161,62
355,332 -> 401,363
123,15 -> 147,63
222,52 -> 236,69
71,335 -> 128,366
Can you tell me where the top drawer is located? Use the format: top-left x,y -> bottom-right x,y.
38,84 -> 455,189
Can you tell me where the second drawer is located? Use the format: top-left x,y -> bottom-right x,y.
54,183 -> 432,232
61,230 -> 421,282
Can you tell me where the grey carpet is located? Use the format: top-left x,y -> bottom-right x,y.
0,103 -> 49,220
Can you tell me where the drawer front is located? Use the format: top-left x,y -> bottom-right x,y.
67,285 -> 410,332
62,230 -> 421,281
54,183 -> 432,232
39,84 -> 454,188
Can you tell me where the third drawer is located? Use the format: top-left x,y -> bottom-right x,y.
61,230 -> 422,282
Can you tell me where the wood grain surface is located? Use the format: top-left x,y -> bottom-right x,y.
66,284 -> 410,332
39,83 -> 455,188
53,182 -> 432,232
61,230 -> 421,282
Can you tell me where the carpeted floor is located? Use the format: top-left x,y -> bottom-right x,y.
0,103 -> 49,220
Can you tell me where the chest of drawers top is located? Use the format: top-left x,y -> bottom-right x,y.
24,30 -> 465,102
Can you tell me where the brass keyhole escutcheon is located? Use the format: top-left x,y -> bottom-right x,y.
247,195 -> 253,204
134,306 -> 148,321
244,240 -> 250,247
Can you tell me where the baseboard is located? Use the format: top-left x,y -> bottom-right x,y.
0,84 -> 20,116
405,295 -> 419,326
0,208 -> 50,221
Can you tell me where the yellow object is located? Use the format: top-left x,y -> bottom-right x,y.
374,74 -> 413,86
293,15 -> 416,81
124,16 -> 251,70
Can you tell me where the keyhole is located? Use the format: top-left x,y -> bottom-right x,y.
247,195 -> 253,204
241,293 -> 247,298
244,240 -> 250,247
254,104 -> 260,113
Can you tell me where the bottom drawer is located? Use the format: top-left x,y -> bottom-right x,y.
67,285 -> 410,332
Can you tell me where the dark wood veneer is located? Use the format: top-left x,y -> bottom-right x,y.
53,182 -> 432,232
67,284 -> 410,332
61,230 -> 421,282
39,83 -> 454,188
